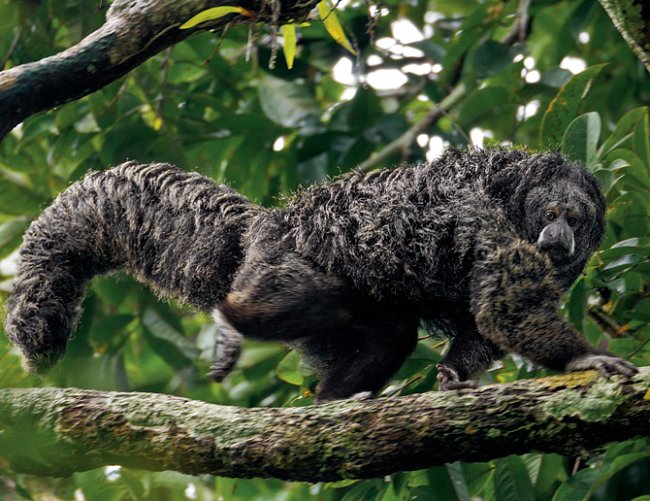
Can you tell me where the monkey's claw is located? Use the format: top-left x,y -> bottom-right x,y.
436,364 -> 479,391
566,354 -> 638,378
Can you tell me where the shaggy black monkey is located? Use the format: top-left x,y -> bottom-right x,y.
3,149 -> 637,401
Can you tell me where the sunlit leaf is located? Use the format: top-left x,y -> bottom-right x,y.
281,23 -> 297,69
317,0 -> 357,55
180,6 -> 252,29
276,350 -> 303,386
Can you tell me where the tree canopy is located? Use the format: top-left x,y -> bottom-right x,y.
0,0 -> 649,499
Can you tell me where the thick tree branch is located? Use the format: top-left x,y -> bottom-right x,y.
0,0 -> 319,142
598,0 -> 650,73
1,368 -> 648,481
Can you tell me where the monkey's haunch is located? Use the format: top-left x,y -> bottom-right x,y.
4,162 -> 258,373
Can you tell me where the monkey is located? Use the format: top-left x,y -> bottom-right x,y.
3,148 -> 637,401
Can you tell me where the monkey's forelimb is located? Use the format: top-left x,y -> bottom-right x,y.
4,162 -> 258,374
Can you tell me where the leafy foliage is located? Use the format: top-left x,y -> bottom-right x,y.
0,0 -> 649,499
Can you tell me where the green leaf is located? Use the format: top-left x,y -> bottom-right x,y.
281,24 -> 297,69
471,41 -> 516,78
458,87 -> 511,129
561,112 -> 601,167
317,0 -> 357,55
600,238 -> 650,261
258,73 -> 320,128
628,298 -> 650,322
91,314 -> 135,345
540,64 -> 606,146
606,149 -> 650,191
447,462 -> 471,501
532,454 -> 567,499
141,307 -> 199,369
425,467 -> 460,500
276,350 -> 304,386
494,456 -> 535,501
632,108 -> 650,166
567,277 -> 587,331
180,6 -> 251,29
599,107 -> 647,155
297,153 -> 328,184
0,216 -> 30,258
552,451 -> 650,501
0,172 -> 43,216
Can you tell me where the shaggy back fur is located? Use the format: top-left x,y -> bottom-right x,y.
282,148 -> 604,298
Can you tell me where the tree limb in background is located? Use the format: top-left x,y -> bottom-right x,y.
0,0 -> 320,142
1,368 -> 648,480
598,0 -> 650,74
356,0 -> 533,173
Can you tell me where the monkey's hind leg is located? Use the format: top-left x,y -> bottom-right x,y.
437,323 -> 503,391
306,308 -> 419,402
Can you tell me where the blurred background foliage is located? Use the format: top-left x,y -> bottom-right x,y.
0,0 -> 649,499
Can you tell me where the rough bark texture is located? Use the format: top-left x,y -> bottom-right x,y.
0,367 -> 648,481
599,0 -> 650,73
0,0 -> 319,141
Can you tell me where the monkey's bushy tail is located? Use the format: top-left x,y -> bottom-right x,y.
4,162 -> 258,373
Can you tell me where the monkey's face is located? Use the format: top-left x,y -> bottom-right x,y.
536,201 -> 578,262
524,180 -> 603,268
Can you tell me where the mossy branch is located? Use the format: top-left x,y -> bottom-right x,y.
0,0 -> 320,142
1,367 -> 648,481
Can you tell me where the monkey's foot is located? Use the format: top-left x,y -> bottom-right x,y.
436,364 -> 479,391
565,354 -> 638,378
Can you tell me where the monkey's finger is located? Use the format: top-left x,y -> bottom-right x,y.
594,357 -> 638,378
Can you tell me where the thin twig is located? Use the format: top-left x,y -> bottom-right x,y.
356,82 -> 467,172
1,27 -> 22,69
501,0 -> 532,46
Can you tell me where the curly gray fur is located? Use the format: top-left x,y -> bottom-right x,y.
4,149 -> 637,399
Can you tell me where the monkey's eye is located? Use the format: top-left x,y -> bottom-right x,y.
545,211 -> 556,222
567,216 -> 578,226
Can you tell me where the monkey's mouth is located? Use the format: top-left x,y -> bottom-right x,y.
538,241 -> 573,263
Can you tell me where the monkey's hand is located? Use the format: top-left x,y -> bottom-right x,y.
565,353 -> 638,378
436,364 -> 479,391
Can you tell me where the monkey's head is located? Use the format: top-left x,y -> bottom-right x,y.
488,151 -> 606,287
524,180 -> 603,266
